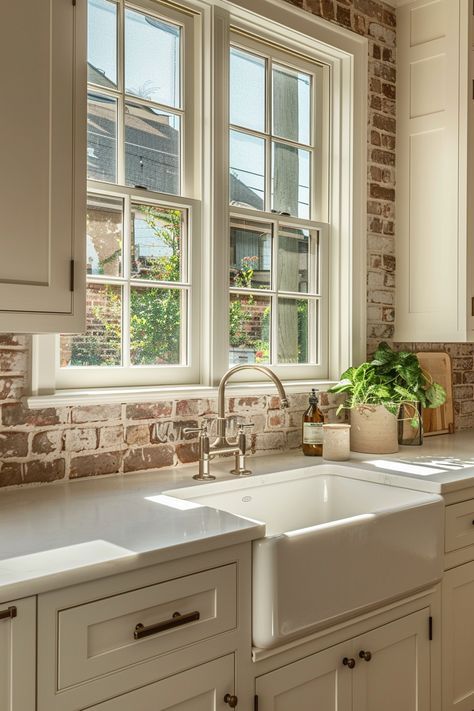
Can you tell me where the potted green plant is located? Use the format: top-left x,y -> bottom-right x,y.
329,342 -> 447,454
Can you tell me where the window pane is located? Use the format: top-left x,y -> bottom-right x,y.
230,130 -> 265,210
125,8 -> 181,108
272,65 -> 311,145
230,48 -> 265,132
87,195 -> 122,277
88,93 -> 117,183
88,0 -> 117,87
278,297 -> 310,364
60,284 -> 122,367
130,287 -> 184,365
278,227 -> 310,293
131,204 -> 184,281
125,103 -> 180,194
230,219 -> 271,289
272,142 -> 310,218
229,293 -> 271,365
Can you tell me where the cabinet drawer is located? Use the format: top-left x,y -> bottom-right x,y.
445,500 -> 474,552
57,564 -> 236,690
83,654 -> 234,710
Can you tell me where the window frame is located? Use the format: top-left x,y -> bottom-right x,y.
30,0 -> 367,401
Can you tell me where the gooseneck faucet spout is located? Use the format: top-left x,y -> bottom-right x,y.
214,364 -> 289,448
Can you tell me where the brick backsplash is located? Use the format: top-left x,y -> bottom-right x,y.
0,0 -> 472,487
0,336 -> 344,486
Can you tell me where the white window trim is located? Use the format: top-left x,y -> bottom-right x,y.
29,0 -> 367,406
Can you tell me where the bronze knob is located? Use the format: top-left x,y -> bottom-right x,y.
343,657 -> 356,669
224,694 -> 238,708
359,650 -> 372,662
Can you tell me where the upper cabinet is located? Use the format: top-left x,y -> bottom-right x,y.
0,0 -> 86,333
396,0 -> 474,342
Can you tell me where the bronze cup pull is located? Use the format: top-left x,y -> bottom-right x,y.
343,657 -> 356,669
134,610 -> 200,640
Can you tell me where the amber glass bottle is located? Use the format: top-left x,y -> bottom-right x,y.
302,389 -> 324,456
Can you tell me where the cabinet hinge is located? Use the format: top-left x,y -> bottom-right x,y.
429,616 -> 433,641
69,260 -> 75,292
254,695 -> 259,711
471,296 -> 474,317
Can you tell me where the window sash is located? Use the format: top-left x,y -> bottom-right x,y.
226,31 -> 329,374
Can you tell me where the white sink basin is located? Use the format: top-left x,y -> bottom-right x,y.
165,465 -> 443,649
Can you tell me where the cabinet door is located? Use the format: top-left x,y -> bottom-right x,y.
353,609 -> 431,711
0,0 -> 86,333
0,597 -> 36,711
85,655 -> 235,710
443,561 -> 474,711
255,641 -> 352,711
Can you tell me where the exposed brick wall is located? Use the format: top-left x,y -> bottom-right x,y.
0,0 -> 398,487
0,336 -> 343,485
283,0 -> 397,355
1,0 -> 471,488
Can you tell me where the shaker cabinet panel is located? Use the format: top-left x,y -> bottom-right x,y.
255,641 -> 352,711
0,596 -> 36,711
256,610 -> 431,711
84,654 -> 235,711
353,610 -> 431,711
442,562 -> 474,711
0,0 -> 86,332
395,0 -> 469,342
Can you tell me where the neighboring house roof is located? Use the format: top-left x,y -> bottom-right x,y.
87,61 -> 263,209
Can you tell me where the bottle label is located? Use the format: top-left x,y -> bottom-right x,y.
303,422 -> 323,444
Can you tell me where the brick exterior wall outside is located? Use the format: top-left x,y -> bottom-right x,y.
0,0 -> 472,488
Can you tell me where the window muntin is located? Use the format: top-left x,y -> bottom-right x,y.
229,43 -> 315,220
62,195 -> 190,369
228,38 -> 326,369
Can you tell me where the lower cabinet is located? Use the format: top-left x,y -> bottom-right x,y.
83,655 -> 235,710
256,609 -> 431,711
442,561 -> 474,711
0,596 -> 36,711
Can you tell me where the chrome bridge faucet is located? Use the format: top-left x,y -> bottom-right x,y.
185,365 -> 289,481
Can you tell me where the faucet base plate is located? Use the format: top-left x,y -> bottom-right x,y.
230,469 -> 252,476
192,473 -> 216,481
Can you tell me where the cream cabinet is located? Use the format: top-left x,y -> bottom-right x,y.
0,0 -> 86,333
442,560 -> 474,710
395,0 -> 474,342
0,597 -> 36,711
255,609 -> 432,711
84,655 -> 235,711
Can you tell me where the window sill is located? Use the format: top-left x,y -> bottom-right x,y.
26,380 -> 337,409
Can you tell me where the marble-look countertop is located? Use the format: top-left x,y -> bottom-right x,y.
1,430 -> 474,602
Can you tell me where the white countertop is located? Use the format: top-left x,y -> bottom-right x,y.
1,430 -> 474,602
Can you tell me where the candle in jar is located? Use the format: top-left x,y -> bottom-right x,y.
323,424 -> 351,461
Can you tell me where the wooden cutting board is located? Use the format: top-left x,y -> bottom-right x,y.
416,352 -> 454,435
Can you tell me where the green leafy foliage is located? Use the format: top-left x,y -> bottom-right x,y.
329,342 -> 447,422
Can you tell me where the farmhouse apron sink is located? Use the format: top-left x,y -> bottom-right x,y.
165,465 -> 443,649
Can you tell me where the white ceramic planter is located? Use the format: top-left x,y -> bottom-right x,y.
350,404 -> 399,454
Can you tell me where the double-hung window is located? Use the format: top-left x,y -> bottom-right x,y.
33,0 -> 367,398
227,35 -> 328,379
